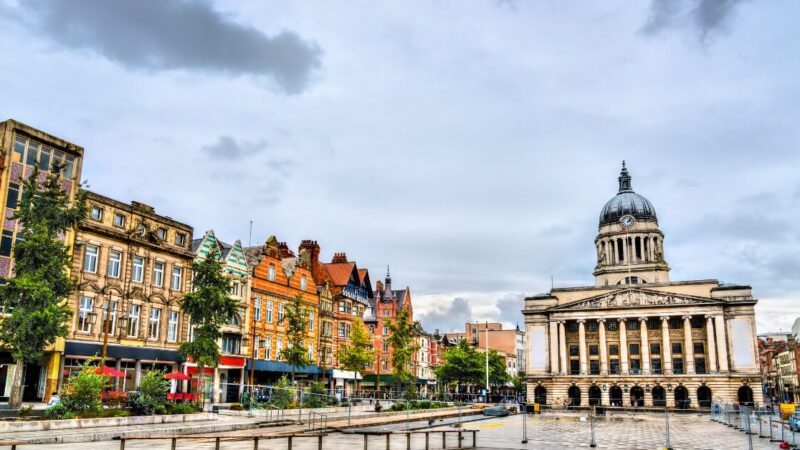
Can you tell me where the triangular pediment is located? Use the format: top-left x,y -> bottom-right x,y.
549,288 -> 722,312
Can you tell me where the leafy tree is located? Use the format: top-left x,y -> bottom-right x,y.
60,363 -> 105,417
178,246 -> 237,407
385,307 -> 419,394
279,294 -> 311,385
488,350 -> 510,388
0,163 -> 87,409
270,375 -> 295,409
435,340 -> 484,389
335,317 -> 374,397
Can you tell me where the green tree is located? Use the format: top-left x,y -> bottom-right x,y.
0,163 -> 87,409
178,246 -> 237,407
435,340 -> 484,390
487,350 -> 510,388
335,317 -> 374,397
279,293 -> 312,385
385,308 -> 420,394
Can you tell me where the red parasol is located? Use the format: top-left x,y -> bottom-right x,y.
95,366 -> 126,377
164,371 -> 191,381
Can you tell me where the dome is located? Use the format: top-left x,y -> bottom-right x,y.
599,162 -> 658,227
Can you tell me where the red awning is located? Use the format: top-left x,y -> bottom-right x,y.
186,366 -> 214,376
219,356 -> 245,367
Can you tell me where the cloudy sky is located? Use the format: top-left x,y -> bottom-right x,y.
0,0 -> 797,334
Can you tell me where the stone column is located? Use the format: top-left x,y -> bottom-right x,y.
661,317 -> 672,375
578,320 -> 587,375
622,238 -> 628,263
714,315 -> 729,372
639,317 -> 650,374
558,321 -> 567,375
599,319 -> 608,375
683,316 -> 695,374
549,321 -> 559,375
705,315 -> 718,373
619,319 -> 629,374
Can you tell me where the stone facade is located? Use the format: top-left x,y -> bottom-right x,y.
66,192 -> 194,393
523,164 -> 761,409
0,119 -> 84,402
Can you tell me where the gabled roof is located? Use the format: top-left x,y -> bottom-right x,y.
323,262 -> 357,287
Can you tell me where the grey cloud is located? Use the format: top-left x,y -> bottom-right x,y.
417,298 -> 472,334
267,159 -> 294,177
642,0 -> 745,41
492,293 -> 525,328
202,135 -> 268,161
17,0 -> 321,93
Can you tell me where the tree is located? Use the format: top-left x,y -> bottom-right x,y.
0,163 -> 87,409
279,293 -> 311,385
487,350 -> 510,388
178,246 -> 237,408
335,317 -> 374,397
435,340 -> 483,390
385,307 -> 420,395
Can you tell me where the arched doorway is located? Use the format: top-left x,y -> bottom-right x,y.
534,385 -> 547,405
697,386 -> 712,408
674,386 -> 689,409
630,386 -> 644,407
652,385 -> 666,407
738,386 -> 754,406
609,386 -> 623,406
588,385 -> 601,406
567,385 -> 581,407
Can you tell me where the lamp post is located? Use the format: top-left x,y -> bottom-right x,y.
485,321 -> 489,402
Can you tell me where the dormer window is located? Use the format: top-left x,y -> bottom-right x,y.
268,265 -> 276,282
300,275 -> 307,291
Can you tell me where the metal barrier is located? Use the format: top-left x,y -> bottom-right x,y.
710,403 -> 799,447
354,429 -> 480,450
308,411 -> 328,430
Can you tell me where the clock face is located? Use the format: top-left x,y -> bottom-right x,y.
137,224 -> 147,237
619,215 -> 636,230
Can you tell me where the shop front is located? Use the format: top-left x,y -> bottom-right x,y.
62,341 -> 183,392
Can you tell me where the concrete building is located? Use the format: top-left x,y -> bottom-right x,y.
0,119 -> 84,403
64,192 -> 194,394
523,163 -> 761,408
465,323 -> 526,378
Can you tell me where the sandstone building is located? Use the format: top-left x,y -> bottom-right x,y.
524,163 -> 761,408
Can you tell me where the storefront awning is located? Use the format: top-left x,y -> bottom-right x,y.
245,359 -> 322,375
65,341 -> 183,363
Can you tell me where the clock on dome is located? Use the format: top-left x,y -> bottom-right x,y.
619,214 -> 635,230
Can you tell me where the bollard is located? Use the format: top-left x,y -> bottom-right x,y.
318,435 -> 323,450
590,411 -> 596,448
425,432 -> 430,450
407,432 -> 411,450
744,407 -> 753,450
472,430 -> 477,448
443,431 -> 447,449
386,433 -> 391,450
664,408 -> 672,450
364,434 -> 368,450
288,435 -> 293,450
215,437 -> 221,450
522,407 -> 528,444
171,437 -> 177,450
254,436 -> 259,450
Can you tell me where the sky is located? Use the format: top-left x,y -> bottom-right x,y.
0,0 -> 797,334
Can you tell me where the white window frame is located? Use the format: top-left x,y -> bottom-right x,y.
128,304 -> 140,337
300,275 -> 307,291
78,296 -> 93,333
309,312 -> 315,332
254,298 -> 262,321
102,301 -> 118,335
132,256 -> 144,283
279,303 -> 285,322
90,206 -> 103,221
167,310 -> 179,342
266,300 -> 273,323
265,336 -> 272,360
108,250 -> 121,278
268,265 -> 276,281
113,213 -> 126,228
171,266 -> 182,291
152,261 -> 165,287
308,342 -> 314,361
84,245 -> 98,273
148,307 -> 161,340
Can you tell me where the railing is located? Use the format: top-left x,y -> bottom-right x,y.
710,403 -> 799,447
353,430 -> 480,450
308,411 -> 328,430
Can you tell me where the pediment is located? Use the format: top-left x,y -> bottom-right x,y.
549,288 -> 721,312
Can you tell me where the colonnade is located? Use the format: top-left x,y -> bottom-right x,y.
547,314 -> 729,376
597,234 -> 662,266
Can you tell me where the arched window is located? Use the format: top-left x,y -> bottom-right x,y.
609,386 -> 623,407
268,265 -> 276,282
697,386 -> 712,408
738,385 -> 754,407
588,385 -> 601,406
674,386 -> 689,409
652,385 -> 666,407
618,276 -> 646,285
567,385 -> 581,407
630,386 -> 644,407
534,385 -> 547,405
227,313 -> 241,326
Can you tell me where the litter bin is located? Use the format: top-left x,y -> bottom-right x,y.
533,403 -> 540,413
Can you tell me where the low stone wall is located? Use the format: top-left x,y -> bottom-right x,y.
0,412 -> 215,433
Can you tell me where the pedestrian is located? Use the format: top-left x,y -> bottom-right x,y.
46,392 -> 60,409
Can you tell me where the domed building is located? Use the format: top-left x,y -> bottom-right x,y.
523,163 -> 761,409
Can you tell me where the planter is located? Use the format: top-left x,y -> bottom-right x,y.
0,412 -> 215,433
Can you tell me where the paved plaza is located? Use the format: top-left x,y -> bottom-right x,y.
8,411 -> 798,450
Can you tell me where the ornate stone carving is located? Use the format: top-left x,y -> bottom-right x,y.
551,288 -> 720,311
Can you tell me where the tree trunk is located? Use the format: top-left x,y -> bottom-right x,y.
197,363 -> 206,411
8,359 -> 24,409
